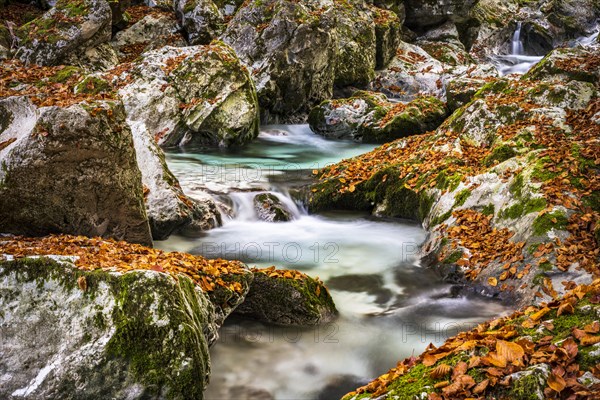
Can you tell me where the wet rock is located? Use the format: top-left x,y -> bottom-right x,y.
174,0 -> 224,45
253,193 -> 292,222
0,96 -> 153,246
234,268 -> 338,326
15,0 -> 112,66
309,91 -> 447,143
0,256 -> 225,399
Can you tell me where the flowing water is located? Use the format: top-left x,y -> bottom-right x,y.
157,125 -> 510,399
496,21 -> 599,76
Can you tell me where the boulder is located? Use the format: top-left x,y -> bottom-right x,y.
174,0 -> 224,45
253,193 -> 292,222
15,0 -> 112,66
109,0 -> 131,30
0,257 -> 215,399
234,267 -> 338,325
370,39 -> 498,102
119,44 -> 259,148
64,43 -> 120,72
221,0 -> 338,121
128,120 -> 222,240
110,13 -> 186,63
309,91 -> 447,143
333,2 -> 376,87
0,234 -> 254,399
523,47 -> 600,84
0,96 -> 153,246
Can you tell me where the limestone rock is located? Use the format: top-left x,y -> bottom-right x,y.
15,0 -> 112,66
0,96 -> 153,246
253,193 -> 292,222
174,0 -> 224,45
0,257 -> 218,399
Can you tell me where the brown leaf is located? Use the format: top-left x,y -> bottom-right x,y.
473,379 -> 489,394
496,340 -> 525,365
547,373 -> 566,392
430,364 -> 452,379
77,276 -> 87,292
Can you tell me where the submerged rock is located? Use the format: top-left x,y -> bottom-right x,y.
0,96 -> 153,246
309,91 -> 447,143
15,0 -> 112,66
234,267 -> 338,326
0,256 -> 231,399
253,193 -> 293,222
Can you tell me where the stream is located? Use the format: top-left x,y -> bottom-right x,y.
156,125 -> 510,399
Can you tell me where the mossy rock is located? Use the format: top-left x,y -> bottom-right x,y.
0,257 -> 217,399
233,269 -> 338,325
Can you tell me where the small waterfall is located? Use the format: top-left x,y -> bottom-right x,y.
227,191 -> 305,222
511,22 -> 525,55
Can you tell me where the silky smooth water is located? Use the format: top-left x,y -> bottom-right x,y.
157,125 -> 509,399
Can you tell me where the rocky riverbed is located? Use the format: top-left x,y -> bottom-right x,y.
0,0 -> 599,399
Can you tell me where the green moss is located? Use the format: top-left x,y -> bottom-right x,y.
75,76 -> 111,95
500,197 -> 546,219
436,170 -> 463,192
532,211 -> 569,236
443,250 -> 463,264
378,363 -> 436,400
530,156 -> 559,182
538,261 -> 553,272
510,173 -> 525,198
454,188 -> 471,207
431,210 -> 452,226
506,365 -> 547,400
482,143 -> 517,166
50,66 -> 80,83
482,204 -> 495,216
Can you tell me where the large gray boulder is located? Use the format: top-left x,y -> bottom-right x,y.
174,0 -> 224,45
0,96 -> 153,246
221,0 -> 338,121
15,0 -> 112,66
0,255 -> 244,399
119,44 -> 260,147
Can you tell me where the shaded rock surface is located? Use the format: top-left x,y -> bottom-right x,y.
234,267 -> 338,325
0,96 -> 153,246
174,0 -> 224,45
